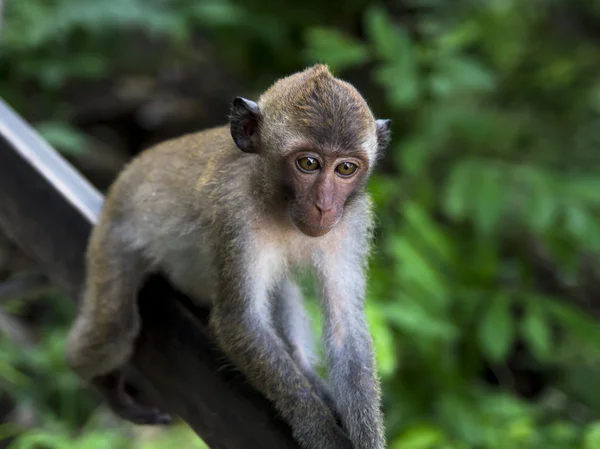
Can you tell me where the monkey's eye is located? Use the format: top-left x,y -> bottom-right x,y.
297,157 -> 320,173
335,162 -> 358,177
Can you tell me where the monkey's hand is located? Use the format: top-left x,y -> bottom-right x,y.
92,371 -> 172,425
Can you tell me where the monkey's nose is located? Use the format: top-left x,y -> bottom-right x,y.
315,204 -> 333,218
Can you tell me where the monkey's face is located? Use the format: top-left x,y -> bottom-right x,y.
282,150 -> 369,238
228,65 -> 392,237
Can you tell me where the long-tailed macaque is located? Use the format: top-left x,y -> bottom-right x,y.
66,64 -> 391,449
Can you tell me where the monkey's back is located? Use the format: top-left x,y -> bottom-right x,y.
92,125 -> 253,304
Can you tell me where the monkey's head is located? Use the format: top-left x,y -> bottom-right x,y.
229,64 -> 391,237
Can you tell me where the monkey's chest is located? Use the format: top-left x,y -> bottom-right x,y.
157,227 -> 317,304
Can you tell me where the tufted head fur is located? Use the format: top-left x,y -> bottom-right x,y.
230,64 -> 390,162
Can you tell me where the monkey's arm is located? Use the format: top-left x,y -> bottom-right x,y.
210,240 -> 352,449
317,246 -> 386,449
272,279 -> 338,418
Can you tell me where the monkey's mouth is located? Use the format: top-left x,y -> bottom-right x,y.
291,218 -> 336,238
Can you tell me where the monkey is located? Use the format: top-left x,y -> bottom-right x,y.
65,64 -> 391,449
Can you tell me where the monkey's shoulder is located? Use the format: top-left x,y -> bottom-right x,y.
133,125 -> 237,173
107,125 -> 248,204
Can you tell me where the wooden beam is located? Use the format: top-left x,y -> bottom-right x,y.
0,98 -> 309,449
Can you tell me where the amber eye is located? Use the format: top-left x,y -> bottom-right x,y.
297,157 -> 320,172
335,162 -> 358,177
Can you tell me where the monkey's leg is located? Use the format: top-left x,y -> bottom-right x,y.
211,260 -> 352,449
65,228 -> 171,425
272,279 -> 338,417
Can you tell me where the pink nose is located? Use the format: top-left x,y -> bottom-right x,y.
315,204 -> 333,217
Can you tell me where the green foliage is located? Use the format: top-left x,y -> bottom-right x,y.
3,0 -> 600,448
36,122 -> 89,156
478,294 -> 514,363
304,28 -> 368,71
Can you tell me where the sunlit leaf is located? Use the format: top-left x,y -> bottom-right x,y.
366,302 -> 398,377
584,422 -> 600,449
392,425 -> 445,449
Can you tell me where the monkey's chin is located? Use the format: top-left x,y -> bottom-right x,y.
293,222 -> 333,238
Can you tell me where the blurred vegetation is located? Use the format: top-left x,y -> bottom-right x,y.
2,0 -> 600,448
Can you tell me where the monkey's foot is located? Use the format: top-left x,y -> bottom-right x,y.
93,372 -> 172,425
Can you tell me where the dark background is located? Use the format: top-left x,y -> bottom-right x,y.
2,1 -> 600,448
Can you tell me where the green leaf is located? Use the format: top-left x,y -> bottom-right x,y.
438,395 -> 485,444
0,358 -> 28,385
404,201 -> 453,265
0,423 -> 21,441
478,293 -> 514,362
397,137 -> 431,175
522,167 -> 557,232
374,63 -> 419,108
366,301 -> 398,378
392,425 -> 445,449
431,56 -> 495,97
443,160 -> 475,221
391,237 -> 446,304
584,422 -> 600,449
365,6 -> 411,62
566,176 -> 600,208
365,6 -> 419,107
473,164 -> 504,236
304,28 -> 369,71
437,20 -> 480,53
385,300 -> 457,341
564,204 -> 589,240
189,1 -> 245,26
35,122 -> 88,156
521,300 -> 552,361
545,298 -> 600,344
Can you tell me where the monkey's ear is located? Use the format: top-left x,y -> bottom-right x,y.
375,119 -> 392,152
230,97 -> 261,153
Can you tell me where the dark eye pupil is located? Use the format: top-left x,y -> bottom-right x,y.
298,157 -> 319,172
336,162 -> 356,175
